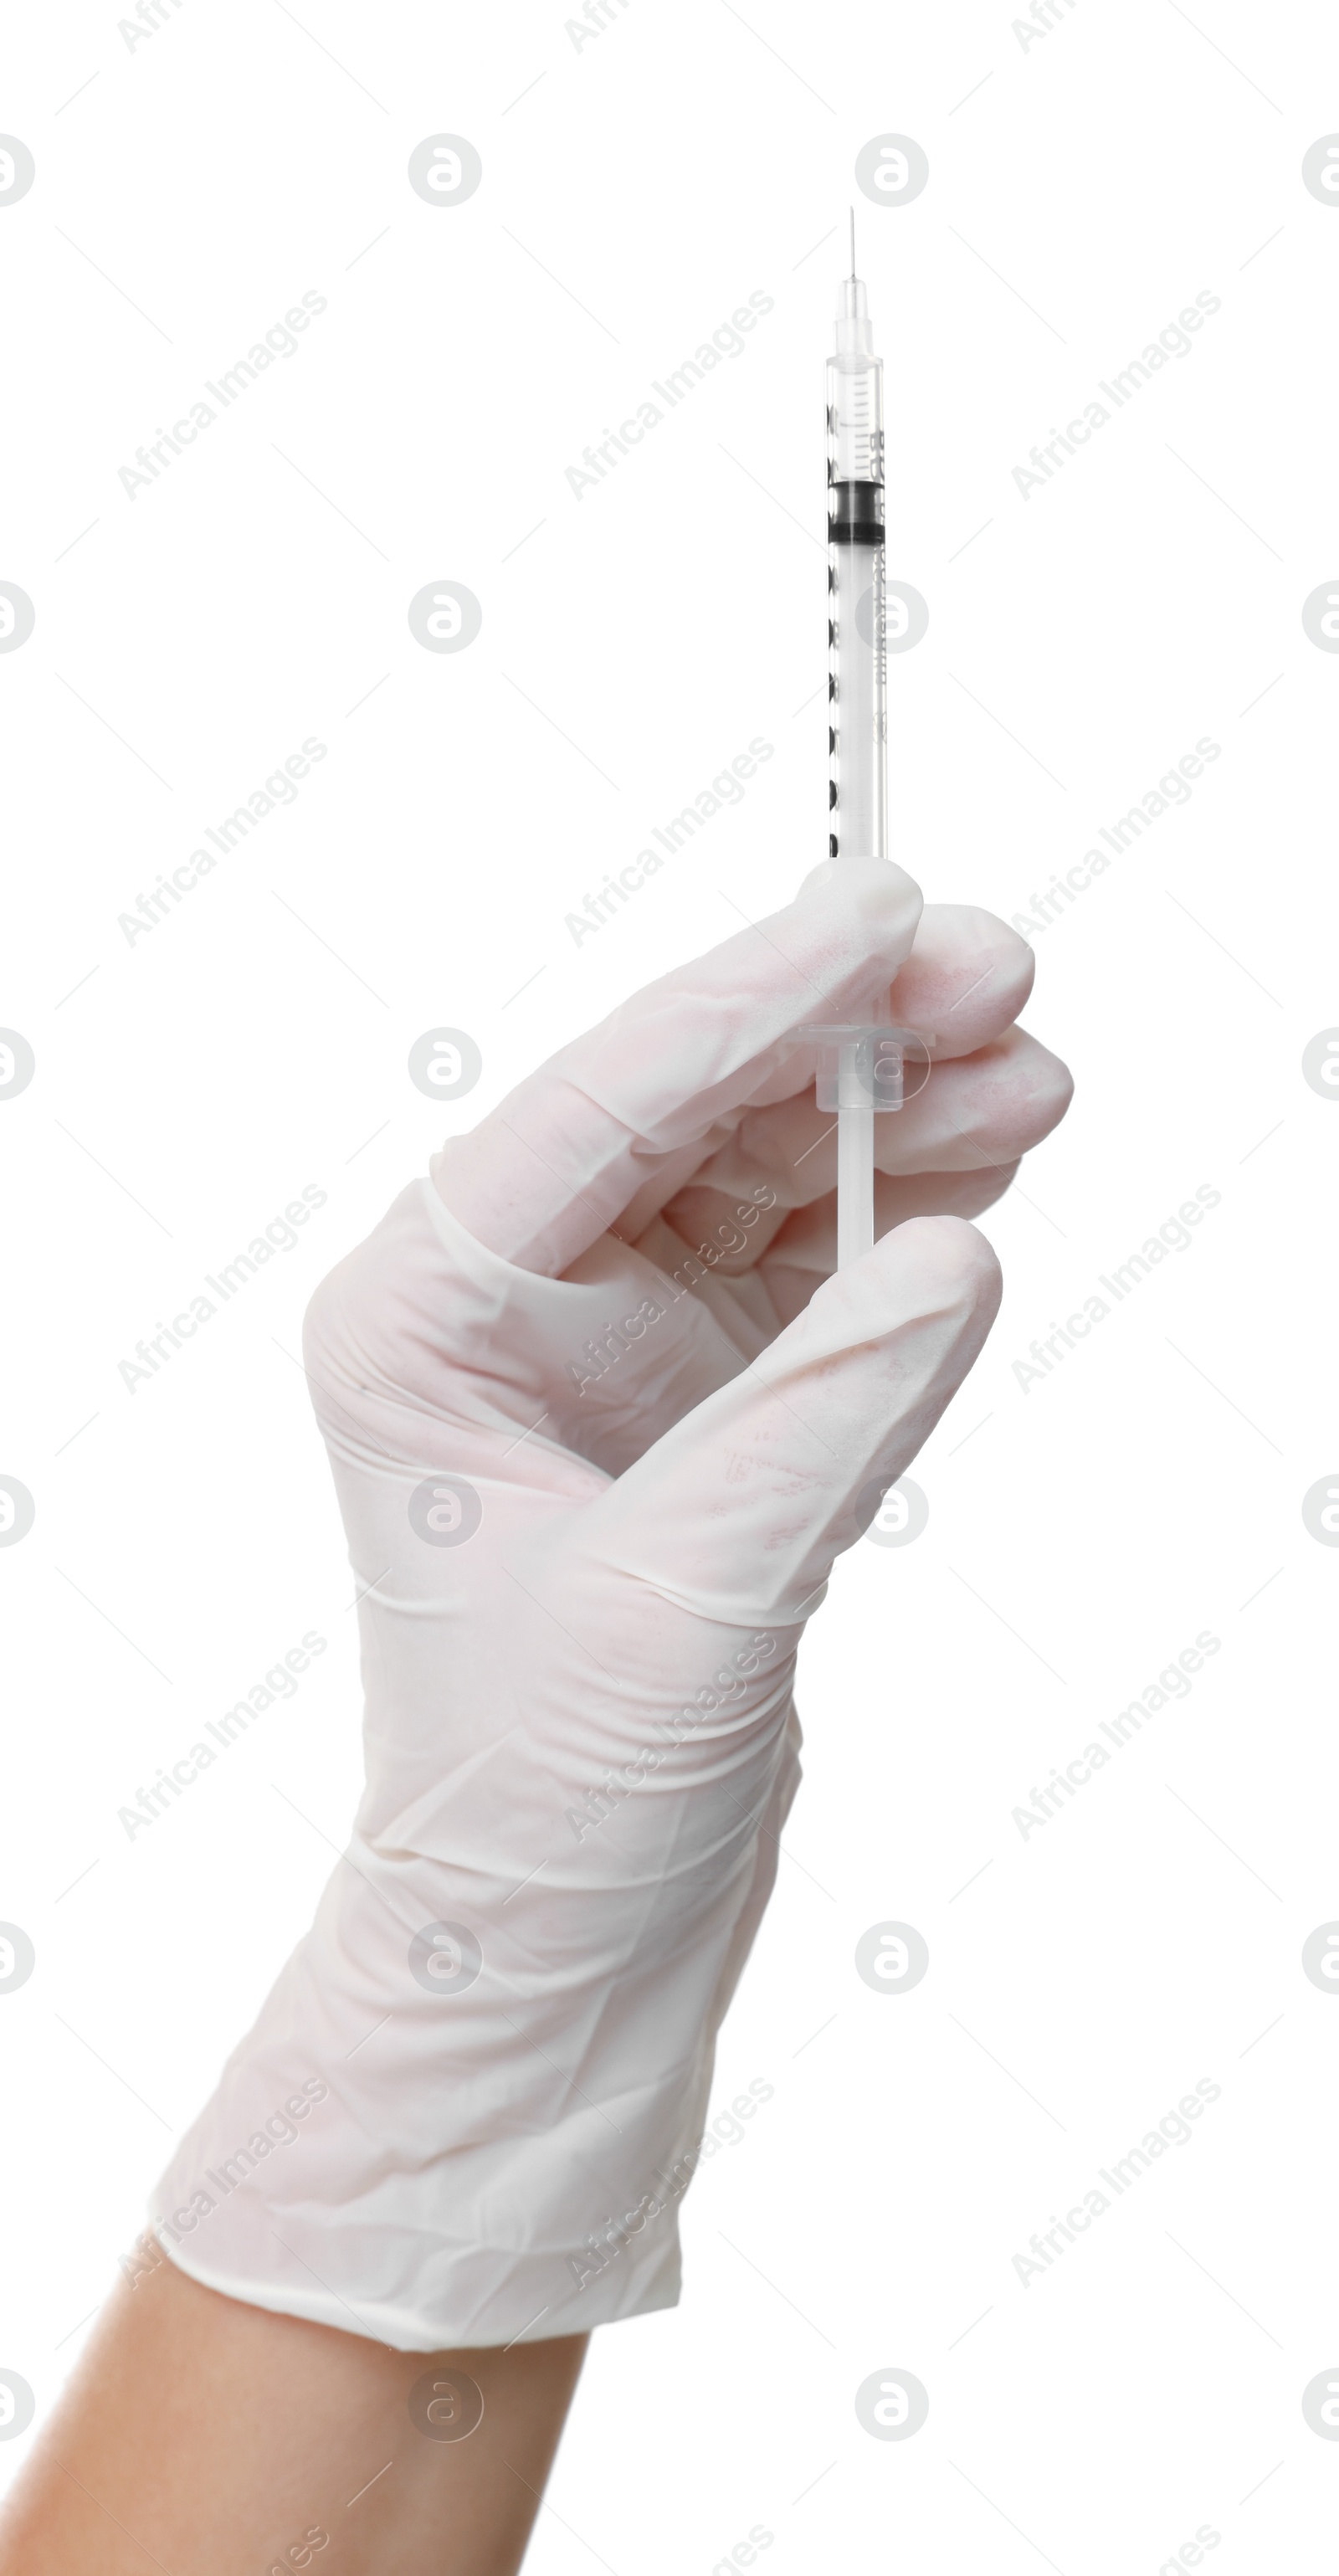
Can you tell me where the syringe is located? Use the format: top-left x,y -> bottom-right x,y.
828,206 -> 886,868
797,216 -> 930,1270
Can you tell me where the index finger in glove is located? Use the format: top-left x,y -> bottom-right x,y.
434,860 -> 922,1278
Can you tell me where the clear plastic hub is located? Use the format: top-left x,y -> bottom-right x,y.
798,1025 -> 928,1113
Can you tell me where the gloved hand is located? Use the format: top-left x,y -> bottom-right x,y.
151,860 -> 1070,2351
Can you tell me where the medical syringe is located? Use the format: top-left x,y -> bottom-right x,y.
797,215 -> 930,1270
828,206 -> 886,868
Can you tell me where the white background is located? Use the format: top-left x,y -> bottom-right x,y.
2,0 -> 1337,2568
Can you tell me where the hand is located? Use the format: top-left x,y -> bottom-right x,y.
151,861 -> 1070,2348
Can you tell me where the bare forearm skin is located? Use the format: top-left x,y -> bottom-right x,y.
0,2252 -> 587,2576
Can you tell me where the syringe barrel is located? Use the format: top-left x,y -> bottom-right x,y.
827,329 -> 886,865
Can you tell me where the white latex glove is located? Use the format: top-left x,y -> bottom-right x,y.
151,861 -> 1070,2350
